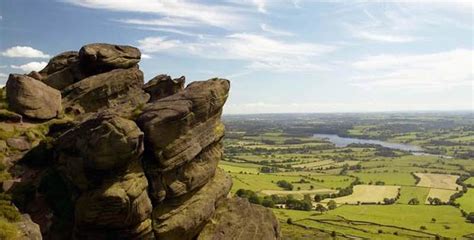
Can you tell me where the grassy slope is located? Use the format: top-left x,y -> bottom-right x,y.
397,186 -> 430,204
456,188 -> 474,213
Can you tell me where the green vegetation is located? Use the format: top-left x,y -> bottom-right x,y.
222,112 -> 474,239
397,186 -> 430,204
456,189 -> 474,213
0,194 -> 21,239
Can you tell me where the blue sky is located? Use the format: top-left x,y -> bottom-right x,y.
0,0 -> 472,114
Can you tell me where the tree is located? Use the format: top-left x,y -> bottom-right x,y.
408,198 -> 420,205
262,199 -> 275,208
315,204 -> 327,213
276,180 -> 294,191
314,194 -> 322,202
431,218 -> 436,223
432,198 -> 442,205
287,218 -> 293,224
427,197 -> 434,205
466,212 -> 474,223
327,200 -> 337,210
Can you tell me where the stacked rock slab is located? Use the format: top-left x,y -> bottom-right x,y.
55,114 -> 153,239
3,43 -> 281,240
6,74 -> 62,120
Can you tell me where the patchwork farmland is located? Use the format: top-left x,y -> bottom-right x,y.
221,113 -> 474,239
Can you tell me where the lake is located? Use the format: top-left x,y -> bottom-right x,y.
313,134 -> 424,152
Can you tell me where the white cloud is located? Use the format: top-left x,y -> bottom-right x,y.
260,23 -> 293,36
116,17 -> 200,28
141,54 -> 152,59
11,61 -> 48,72
138,37 -> 182,53
224,100 -> 472,114
351,49 -> 473,90
131,26 -> 203,37
64,0 -> 249,29
137,33 -> 336,72
354,31 -> 418,43
1,46 -> 50,58
253,0 -> 267,13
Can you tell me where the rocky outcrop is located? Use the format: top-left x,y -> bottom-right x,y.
55,114 -> 153,239
62,68 -> 149,115
79,43 -> 141,74
153,169 -> 232,240
6,74 -> 62,120
1,43 -> 281,240
197,197 -> 282,240
143,74 -> 185,101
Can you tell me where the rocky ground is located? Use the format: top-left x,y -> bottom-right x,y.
0,43 -> 281,240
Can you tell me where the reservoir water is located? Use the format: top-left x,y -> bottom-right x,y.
313,134 -> 424,152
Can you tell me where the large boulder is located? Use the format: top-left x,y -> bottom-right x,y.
41,61 -> 86,90
79,43 -> 141,74
55,114 -> 153,239
6,74 -> 62,120
73,162 -> 153,239
197,197 -> 282,240
37,51 -> 85,90
39,51 -> 79,76
62,68 -> 149,115
153,168 -> 232,240
137,79 -> 229,171
146,142 -> 222,202
144,74 -> 185,101
56,114 -> 145,189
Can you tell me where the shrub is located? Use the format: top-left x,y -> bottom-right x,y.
327,200 -> 337,210
408,198 -> 420,205
276,180 -> 294,191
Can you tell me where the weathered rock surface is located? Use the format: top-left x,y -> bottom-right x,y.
6,74 -> 62,119
2,43 -> 281,240
197,197 -> 282,240
39,51 -> 79,76
6,137 -> 31,151
62,68 -> 149,114
79,43 -> 141,74
144,74 -> 185,101
15,214 -> 42,240
137,79 -> 229,170
153,168 -> 232,240
55,114 -> 153,239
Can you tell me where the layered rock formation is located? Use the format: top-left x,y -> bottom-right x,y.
1,43 -> 281,240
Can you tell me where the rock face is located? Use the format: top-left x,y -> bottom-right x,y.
6,74 -> 62,120
79,43 -> 141,74
2,43 -> 281,240
197,197 -> 282,240
55,114 -> 153,239
62,68 -> 149,114
143,74 -> 185,101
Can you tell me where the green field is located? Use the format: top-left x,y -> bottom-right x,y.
274,205 -> 474,239
464,177 -> 474,185
397,186 -> 430,204
223,113 -> 474,239
227,171 -> 353,194
352,172 -> 416,186
456,189 -> 474,213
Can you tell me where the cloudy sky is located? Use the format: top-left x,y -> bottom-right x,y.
0,0 -> 472,114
